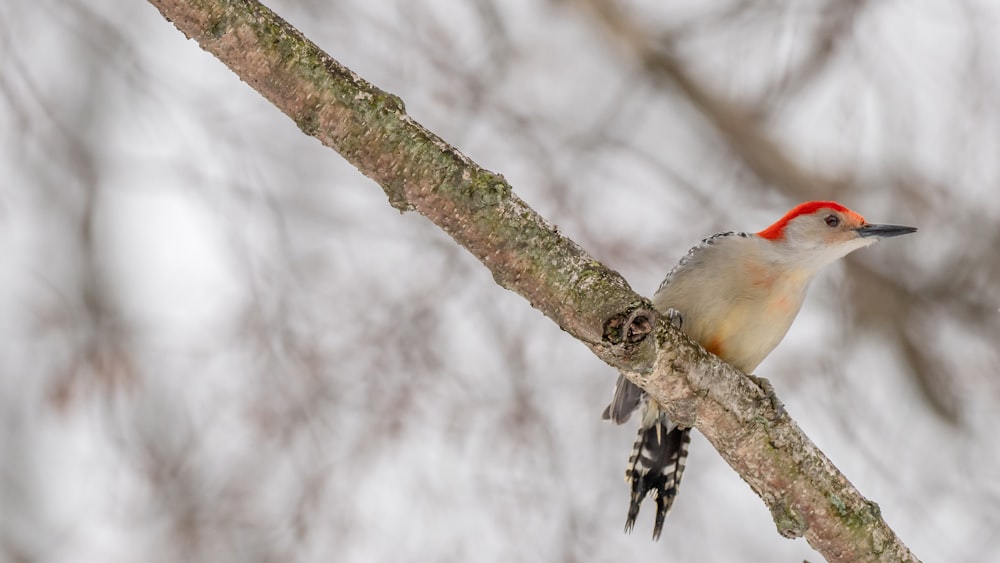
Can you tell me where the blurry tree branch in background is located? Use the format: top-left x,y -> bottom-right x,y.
576,0 -> 844,200
146,0 -> 921,560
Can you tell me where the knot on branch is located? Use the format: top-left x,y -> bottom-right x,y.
603,306 -> 655,345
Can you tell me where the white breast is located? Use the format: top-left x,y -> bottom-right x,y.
651,233 -> 812,373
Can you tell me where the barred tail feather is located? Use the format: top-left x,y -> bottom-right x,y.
623,423 -> 692,540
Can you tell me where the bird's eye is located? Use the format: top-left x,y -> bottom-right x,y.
824,215 -> 840,227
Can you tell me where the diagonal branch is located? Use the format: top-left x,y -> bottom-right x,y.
146,1 -> 919,561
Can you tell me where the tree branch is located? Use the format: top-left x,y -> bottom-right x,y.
146,1 -> 920,560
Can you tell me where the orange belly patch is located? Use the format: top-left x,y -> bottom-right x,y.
704,336 -> 724,358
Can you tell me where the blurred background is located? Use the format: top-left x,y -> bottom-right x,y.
2,0 -> 998,561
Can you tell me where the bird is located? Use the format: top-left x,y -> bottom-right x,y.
603,201 -> 916,540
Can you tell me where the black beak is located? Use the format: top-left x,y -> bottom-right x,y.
856,223 -> 918,238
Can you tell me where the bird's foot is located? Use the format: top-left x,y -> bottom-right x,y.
748,374 -> 785,419
665,308 -> 684,330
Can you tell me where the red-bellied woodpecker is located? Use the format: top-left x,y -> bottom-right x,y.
603,201 -> 916,540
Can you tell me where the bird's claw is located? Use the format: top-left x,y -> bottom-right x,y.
748,374 -> 785,419
665,308 -> 684,330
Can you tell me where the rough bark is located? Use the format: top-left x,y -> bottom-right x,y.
145,1 -> 920,561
